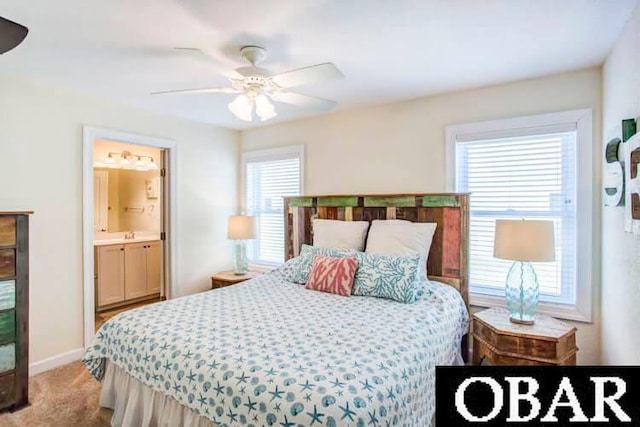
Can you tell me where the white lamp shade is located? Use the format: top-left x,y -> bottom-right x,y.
494,219 -> 555,262
228,94 -> 253,122
255,94 -> 277,121
227,215 -> 257,240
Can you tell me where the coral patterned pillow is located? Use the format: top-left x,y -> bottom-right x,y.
284,245 -> 357,284
305,255 -> 357,297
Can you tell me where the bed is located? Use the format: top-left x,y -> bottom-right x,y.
83,193 -> 470,426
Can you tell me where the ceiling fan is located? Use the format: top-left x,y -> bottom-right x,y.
152,45 -> 343,122
0,16 -> 28,54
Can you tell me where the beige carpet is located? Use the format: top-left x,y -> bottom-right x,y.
0,361 -> 111,427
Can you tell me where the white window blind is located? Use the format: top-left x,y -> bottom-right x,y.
456,131 -> 577,305
244,151 -> 301,265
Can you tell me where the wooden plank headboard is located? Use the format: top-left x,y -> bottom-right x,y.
283,193 -> 470,361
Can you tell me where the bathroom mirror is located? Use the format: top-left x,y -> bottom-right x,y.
93,168 -> 162,233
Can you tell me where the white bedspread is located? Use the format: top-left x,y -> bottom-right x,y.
84,270 -> 468,426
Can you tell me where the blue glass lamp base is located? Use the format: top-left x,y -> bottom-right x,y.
505,261 -> 539,325
510,314 -> 535,325
232,240 -> 249,275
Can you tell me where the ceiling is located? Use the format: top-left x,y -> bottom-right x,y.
1,0 -> 638,130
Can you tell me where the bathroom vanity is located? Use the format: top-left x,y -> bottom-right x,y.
94,238 -> 161,310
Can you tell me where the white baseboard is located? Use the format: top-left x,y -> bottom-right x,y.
29,347 -> 85,376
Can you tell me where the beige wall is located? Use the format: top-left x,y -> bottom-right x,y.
113,169 -> 162,232
0,76 -> 239,366
242,67 -> 603,364
601,5 -> 640,364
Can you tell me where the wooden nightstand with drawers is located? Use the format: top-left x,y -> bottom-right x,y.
210,270 -> 262,290
472,307 -> 578,366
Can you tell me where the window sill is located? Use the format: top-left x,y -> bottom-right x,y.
470,293 -> 592,323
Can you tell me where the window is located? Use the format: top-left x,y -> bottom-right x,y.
446,110 -> 593,322
243,146 -> 303,266
458,132 -> 576,302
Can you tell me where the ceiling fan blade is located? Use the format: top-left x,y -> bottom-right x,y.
235,65 -> 272,77
151,87 -> 239,96
0,16 -> 28,54
271,92 -> 337,111
173,47 -> 204,56
173,47 -> 243,78
272,63 -> 343,88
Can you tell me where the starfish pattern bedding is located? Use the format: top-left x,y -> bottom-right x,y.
83,269 -> 468,427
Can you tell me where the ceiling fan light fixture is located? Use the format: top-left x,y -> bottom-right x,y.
156,45 -> 342,122
255,95 -> 277,121
228,94 -> 253,122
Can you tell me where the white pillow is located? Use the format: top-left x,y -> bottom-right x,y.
365,220 -> 437,277
312,219 -> 370,251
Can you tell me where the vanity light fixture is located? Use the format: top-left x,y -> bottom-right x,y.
104,153 -> 116,165
96,151 -> 161,172
119,153 -> 132,167
135,156 -> 147,171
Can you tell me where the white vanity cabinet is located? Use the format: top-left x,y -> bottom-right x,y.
95,240 -> 161,309
95,244 -> 125,306
124,242 -> 148,300
145,241 -> 162,295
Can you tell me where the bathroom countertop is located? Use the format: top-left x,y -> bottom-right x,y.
94,236 -> 161,246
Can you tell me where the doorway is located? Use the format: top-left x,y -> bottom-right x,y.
82,126 -> 177,349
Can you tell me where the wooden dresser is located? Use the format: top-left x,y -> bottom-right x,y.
472,307 -> 577,366
0,212 -> 31,411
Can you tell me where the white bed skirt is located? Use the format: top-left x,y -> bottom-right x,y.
100,361 -> 215,427
100,357 -> 451,427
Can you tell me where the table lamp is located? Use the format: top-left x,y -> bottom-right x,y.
227,215 -> 256,275
494,219 -> 555,325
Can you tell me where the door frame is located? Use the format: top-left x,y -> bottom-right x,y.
82,126 -> 178,349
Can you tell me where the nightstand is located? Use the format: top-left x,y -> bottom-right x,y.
210,270 -> 262,289
472,307 -> 578,366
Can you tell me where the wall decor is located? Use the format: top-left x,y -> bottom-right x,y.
625,132 -> 640,233
604,137 -> 624,207
622,118 -> 637,142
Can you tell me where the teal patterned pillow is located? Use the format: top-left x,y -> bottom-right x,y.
353,252 -> 421,303
284,244 -> 357,284
275,256 -> 307,283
